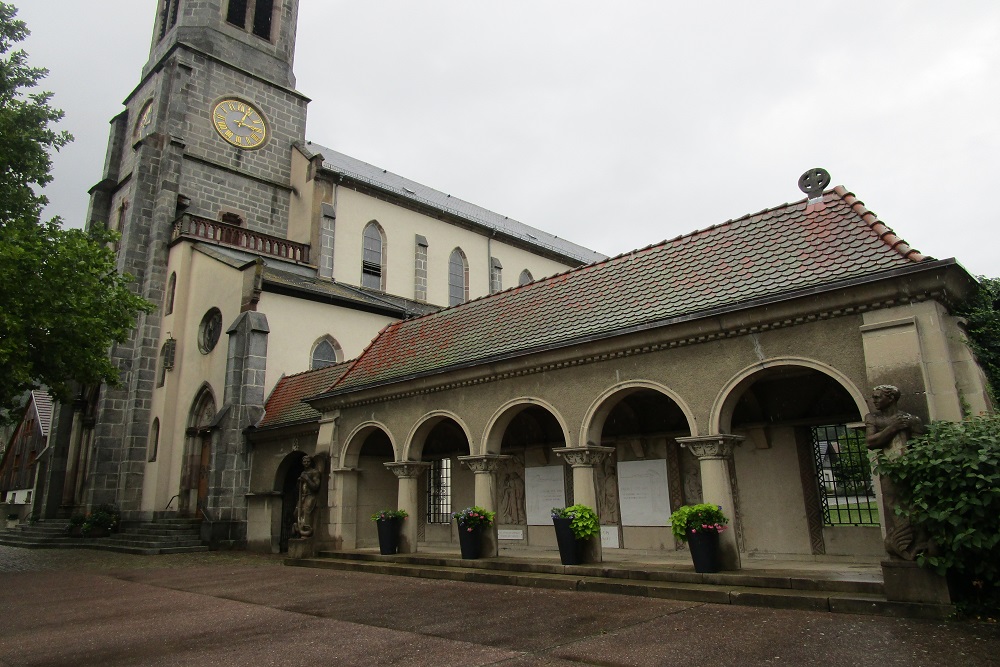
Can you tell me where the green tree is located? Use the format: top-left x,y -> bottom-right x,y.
0,3 -> 152,422
957,275 -> 1000,401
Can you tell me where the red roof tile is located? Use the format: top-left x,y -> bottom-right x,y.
258,362 -> 352,428
325,187 -> 930,395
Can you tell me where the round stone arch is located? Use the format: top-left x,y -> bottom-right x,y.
403,410 -> 474,461
710,357 -> 869,435
340,421 -> 398,468
482,397 -> 571,456
580,380 -> 699,448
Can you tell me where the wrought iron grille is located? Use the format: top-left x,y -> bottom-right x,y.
426,458 -> 452,523
811,424 -> 879,526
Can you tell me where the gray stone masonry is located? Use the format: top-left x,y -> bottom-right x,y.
203,311 -> 270,547
84,1 -> 305,522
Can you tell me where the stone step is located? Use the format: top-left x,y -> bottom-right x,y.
285,553 -> 950,621
316,550 -> 883,596
104,538 -> 204,548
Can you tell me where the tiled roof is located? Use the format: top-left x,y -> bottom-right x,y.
299,141 -> 607,266
258,362 -> 353,429
324,186 -> 930,395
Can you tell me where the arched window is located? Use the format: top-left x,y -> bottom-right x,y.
448,248 -> 469,306
310,336 -> 342,369
165,272 -> 177,315
361,222 -> 386,290
148,419 -> 160,462
519,269 -> 533,286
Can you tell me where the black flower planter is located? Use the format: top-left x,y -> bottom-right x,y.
553,517 -> 584,565
687,529 -> 721,573
376,518 -> 401,555
457,524 -> 483,559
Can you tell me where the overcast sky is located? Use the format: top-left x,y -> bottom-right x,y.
16,1 -> 999,277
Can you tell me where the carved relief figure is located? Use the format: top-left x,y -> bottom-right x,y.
865,384 -> 932,560
499,455 -> 526,524
293,454 -> 321,538
596,453 -> 621,524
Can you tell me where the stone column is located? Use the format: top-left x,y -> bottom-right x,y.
457,455 -> 511,558
384,462 -> 430,554
328,468 -> 360,550
552,445 -> 614,563
677,435 -> 744,570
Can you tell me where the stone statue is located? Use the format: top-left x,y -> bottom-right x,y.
293,454 -> 321,538
865,384 -> 932,560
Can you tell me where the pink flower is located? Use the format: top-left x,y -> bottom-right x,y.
466,527 -> 473,532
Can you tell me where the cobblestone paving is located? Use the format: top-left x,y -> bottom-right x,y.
0,544 -> 284,572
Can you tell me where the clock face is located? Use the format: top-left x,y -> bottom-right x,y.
212,98 -> 268,149
134,100 -> 154,139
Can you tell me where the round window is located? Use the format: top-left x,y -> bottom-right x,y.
198,308 -> 223,354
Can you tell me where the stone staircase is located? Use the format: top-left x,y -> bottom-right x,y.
286,550 -> 953,620
0,518 -> 208,555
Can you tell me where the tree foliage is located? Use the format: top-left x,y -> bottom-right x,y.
876,415 -> 1000,612
0,3 -> 152,421
956,275 -> 1000,401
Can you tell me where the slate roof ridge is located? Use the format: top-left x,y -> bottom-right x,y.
832,185 -> 929,262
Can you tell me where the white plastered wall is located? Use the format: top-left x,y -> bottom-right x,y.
330,187 -> 584,306
257,292 -> 399,397
142,247 -> 244,514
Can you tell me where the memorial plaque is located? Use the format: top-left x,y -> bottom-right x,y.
618,459 -> 670,526
525,465 -> 566,525
601,526 -> 620,549
498,529 -> 524,540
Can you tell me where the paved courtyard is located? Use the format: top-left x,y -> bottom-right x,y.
0,546 -> 997,666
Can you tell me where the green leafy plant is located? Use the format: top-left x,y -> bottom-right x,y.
370,509 -> 408,522
93,504 -> 121,531
955,275 -> 1000,401
67,514 -> 86,527
80,509 -> 116,537
551,504 -> 600,540
669,504 -> 729,542
452,506 -> 495,531
876,415 -> 1000,613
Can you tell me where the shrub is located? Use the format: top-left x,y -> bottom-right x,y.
551,504 -> 600,540
876,414 -> 1000,613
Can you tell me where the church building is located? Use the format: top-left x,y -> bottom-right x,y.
31,0 -> 601,547
21,0 -> 990,569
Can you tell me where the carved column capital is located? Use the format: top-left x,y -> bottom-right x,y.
552,445 -> 615,468
676,435 -> 745,460
457,454 -> 511,473
384,461 -> 431,479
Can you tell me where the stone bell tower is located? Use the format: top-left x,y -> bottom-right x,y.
82,0 -> 307,526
